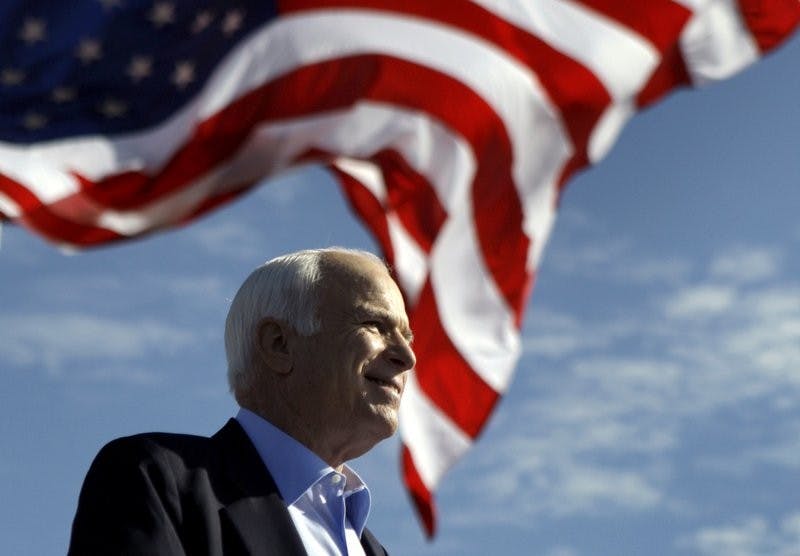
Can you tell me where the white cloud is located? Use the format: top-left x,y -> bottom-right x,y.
27,274 -> 126,305
744,286 -> 800,318
454,428 -> 665,523
27,272 -> 228,310
548,239 -> 631,275
549,463 -> 662,515
710,246 -> 781,284
155,274 -> 227,299
572,358 -> 681,399
678,512 -> 800,556
442,351 -> 683,525
783,513 -> 800,539
542,208 -> 692,286
76,365 -> 163,386
555,207 -> 593,231
663,284 -> 736,319
523,332 -> 588,358
522,309 -> 635,359
0,313 -> 195,374
618,256 -> 693,285
545,547 -> 579,556
697,420 -> 800,476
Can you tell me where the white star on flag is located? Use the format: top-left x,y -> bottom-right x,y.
98,98 -> 128,118
127,56 -> 153,83
171,60 -> 195,89
97,0 -> 123,10
0,67 -> 24,86
149,2 -> 175,28
22,112 -> 47,130
19,18 -> 46,45
75,38 -> 102,64
191,10 -> 214,34
51,86 -> 76,103
221,10 -> 243,36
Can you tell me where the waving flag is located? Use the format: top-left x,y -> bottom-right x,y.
1,0 -> 798,536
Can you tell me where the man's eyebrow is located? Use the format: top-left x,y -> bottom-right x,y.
396,320 -> 414,343
357,307 -> 414,342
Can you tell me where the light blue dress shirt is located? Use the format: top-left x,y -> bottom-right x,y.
236,408 -> 372,555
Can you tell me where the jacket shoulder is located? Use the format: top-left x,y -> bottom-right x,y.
69,427 -> 235,555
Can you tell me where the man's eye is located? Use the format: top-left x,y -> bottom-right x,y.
363,321 -> 382,330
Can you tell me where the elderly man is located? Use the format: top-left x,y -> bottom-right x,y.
68,248 -> 416,555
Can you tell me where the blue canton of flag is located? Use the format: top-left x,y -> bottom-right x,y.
0,0 -> 277,142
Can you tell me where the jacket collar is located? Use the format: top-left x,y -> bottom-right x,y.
213,419 -> 307,556
211,418 -> 385,556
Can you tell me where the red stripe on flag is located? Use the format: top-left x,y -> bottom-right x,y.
0,173 -> 122,246
402,444 -> 436,537
75,103 -> 262,211
556,154 -> 586,195
738,0 -> 800,52
410,279 -> 500,438
319,147 -> 449,256
331,164 -> 397,266
373,150 -> 447,254
469,125 -> 530,323
299,144 -> 446,261
636,44 -> 691,108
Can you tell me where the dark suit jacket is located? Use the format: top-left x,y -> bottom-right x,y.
68,419 -> 388,555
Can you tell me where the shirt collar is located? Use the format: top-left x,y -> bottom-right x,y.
235,408 -> 372,534
340,467 -> 370,536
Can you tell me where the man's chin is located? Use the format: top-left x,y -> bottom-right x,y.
366,406 -> 400,438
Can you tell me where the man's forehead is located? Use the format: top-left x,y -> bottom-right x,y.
353,300 -> 407,320
319,253 -> 396,291
320,261 -> 409,315
321,252 -> 387,278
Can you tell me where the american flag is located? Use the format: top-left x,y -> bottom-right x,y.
1,0 -> 797,536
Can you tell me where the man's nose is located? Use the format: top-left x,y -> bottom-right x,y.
387,332 -> 416,372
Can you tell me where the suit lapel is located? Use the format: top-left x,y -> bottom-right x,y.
213,419 -> 307,556
360,527 -> 387,556
221,495 -> 307,556
212,419 -> 388,556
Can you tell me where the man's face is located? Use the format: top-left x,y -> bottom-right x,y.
285,255 -> 416,465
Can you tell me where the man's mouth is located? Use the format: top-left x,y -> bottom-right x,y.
366,376 -> 401,396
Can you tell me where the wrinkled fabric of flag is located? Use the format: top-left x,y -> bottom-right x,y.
1,0 -> 797,537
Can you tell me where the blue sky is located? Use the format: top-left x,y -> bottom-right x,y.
1,32 -> 799,556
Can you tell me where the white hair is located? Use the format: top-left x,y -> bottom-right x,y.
225,247 -> 383,396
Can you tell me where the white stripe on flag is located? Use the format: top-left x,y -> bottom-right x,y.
400,373 -> 472,489
0,192 -> 21,219
387,213 -> 429,307
680,0 -> 759,84
431,208 -> 521,393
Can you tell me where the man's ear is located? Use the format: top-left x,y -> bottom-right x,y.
254,318 -> 293,375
